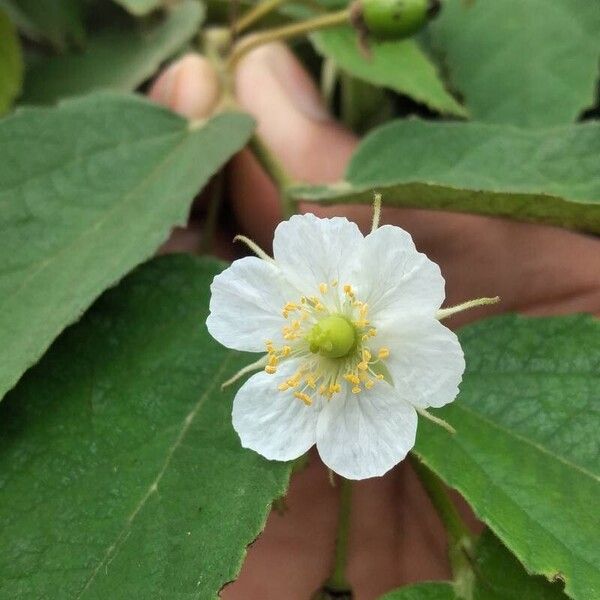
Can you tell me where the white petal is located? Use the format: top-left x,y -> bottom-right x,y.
232,360 -> 320,461
207,256 -> 291,352
355,225 -> 445,324
377,318 -> 465,409
272,213 -> 363,295
316,382 -> 417,480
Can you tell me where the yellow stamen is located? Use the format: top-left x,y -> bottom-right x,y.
319,282 -> 328,294
265,365 -> 277,374
351,386 -> 361,394
294,392 -> 313,406
378,347 -> 390,359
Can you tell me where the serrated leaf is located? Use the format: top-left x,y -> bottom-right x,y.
21,1 -> 203,104
291,119 -> 600,234
114,0 -> 163,16
0,255 -> 292,598
379,530 -> 566,599
0,93 -> 254,403
428,0 -> 600,127
311,27 -> 466,117
413,315 -> 600,600
0,7 -> 23,114
0,0 -> 85,51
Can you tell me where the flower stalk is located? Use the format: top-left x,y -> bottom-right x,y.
410,457 -> 476,598
322,477 -> 354,597
233,0 -> 288,34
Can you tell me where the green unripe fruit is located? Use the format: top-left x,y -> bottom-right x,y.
358,0 -> 439,40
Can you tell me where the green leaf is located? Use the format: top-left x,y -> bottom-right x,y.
291,119 -> 600,234
21,1 -> 203,104
0,7 -> 23,114
0,0 -> 85,51
428,0 -> 600,127
0,92 -> 253,403
113,0 -> 163,16
379,530 -> 566,599
0,254 -> 292,598
414,315 -> 600,600
380,583 -> 455,600
311,27 -> 466,117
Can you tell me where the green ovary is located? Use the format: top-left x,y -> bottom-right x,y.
307,315 -> 357,359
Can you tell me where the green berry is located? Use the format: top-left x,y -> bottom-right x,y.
360,0 -> 438,39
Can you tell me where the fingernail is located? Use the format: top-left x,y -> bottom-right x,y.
238,43 -> 330,122
151,54 -> 221,119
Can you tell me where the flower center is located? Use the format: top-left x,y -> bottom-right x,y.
306,315 -> 356,358
264,281 -> 390,406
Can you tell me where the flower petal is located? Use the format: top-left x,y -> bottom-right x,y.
377,318 -> 465,409
355,225 -> 445,324
232,360 -> 319,461
207,256 -> 291,352
316,382 -> 417,480
272,213 -> 363,295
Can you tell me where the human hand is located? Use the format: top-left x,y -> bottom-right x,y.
149,45 -> 600,599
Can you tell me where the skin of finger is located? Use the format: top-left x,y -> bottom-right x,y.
222,453 -> 455,600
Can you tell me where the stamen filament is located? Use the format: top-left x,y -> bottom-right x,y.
437,296 -> 500,321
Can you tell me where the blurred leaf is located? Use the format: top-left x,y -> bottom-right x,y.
291,119 -> 600,234
0,7 -> 23,114
379,530 -> 566,599
0,0 -> 85,50
22,1 -> 203,104
113,0 -> 163,16
0,92 -> 254,403
429,0 -> 600,127
413,315 -> 600,600
0,255 -> 292,598
312,27 -> 466,117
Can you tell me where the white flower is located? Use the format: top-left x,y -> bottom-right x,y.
207,212 -> 496,480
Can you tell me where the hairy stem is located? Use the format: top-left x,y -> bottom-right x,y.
410,456 -> 476,599
233,0 -> 288,34
323,477 -> 353,595
228,8 -> 350,68
248,134 -> 297,217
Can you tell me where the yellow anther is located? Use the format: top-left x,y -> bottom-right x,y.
281,346 -> 292,357
278,382 -> 290,391
362,349 -> 372,362
331,279 -> 338,287
268,355 -> 278,368
319,283 -> 328,295
265,365 -> 277,374
351,386 -> 361,394
318,385 -> 327,395
357,361 -> 369,371
376,374 -> 385,380
368,328 -> 377,337
344,373 -> 360,385
330,383 -> 341,394
306,374 -> 317,389
343,284 -> 354,297
294,392 -> 313,406
378,347 -> 390,359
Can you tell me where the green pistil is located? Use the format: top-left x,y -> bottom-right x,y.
307,315 -> 357,359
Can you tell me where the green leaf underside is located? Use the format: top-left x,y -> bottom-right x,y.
0,255 -> 292,599
0,7 -> 23,114
414,315 -> 600,600
311,27 -> 466,117
429,0 -> 600,127
113,0 -> 163,17
0,0 -> 85,50
0,93 -> 254,403
379,530 -> 566,599
291,119 -> 600,233
21,1 -> 203,104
